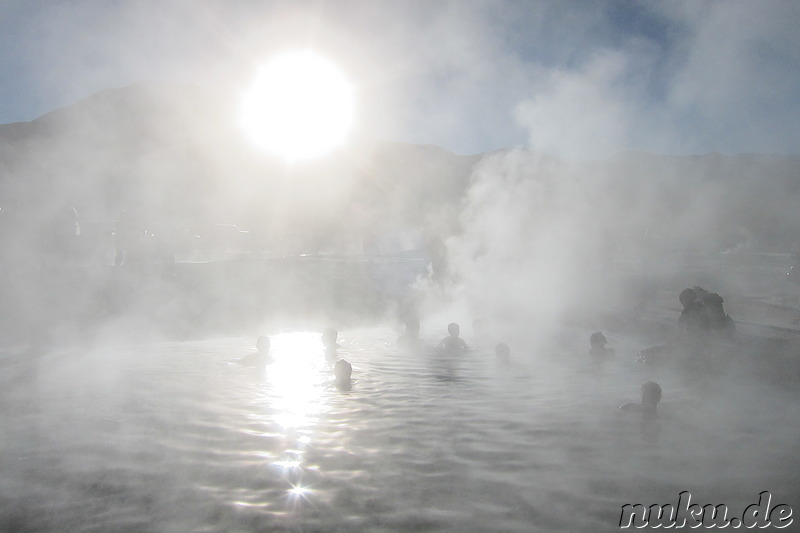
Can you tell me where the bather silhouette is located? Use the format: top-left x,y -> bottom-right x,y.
437,322 -> 469,354
619,381 -> 662,419
239,336 -> 272,367
588,331 -> 615,359
323,328 -> 341,360
334,359 -> 352,390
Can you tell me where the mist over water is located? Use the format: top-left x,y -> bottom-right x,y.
2,2 -> 800,530
2,84 -> 800,530
2,326 -> 800,531
2,85 -> 800,528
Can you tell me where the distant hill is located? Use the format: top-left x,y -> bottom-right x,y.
0,83 -> 483,258
1,81 -> 799,266
2,82 -> 800,343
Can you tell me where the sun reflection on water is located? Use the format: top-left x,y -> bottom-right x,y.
266,332 -> 328,428
254,331 -> 332,506
288,484 -> 312,497
286,481 -> 315,511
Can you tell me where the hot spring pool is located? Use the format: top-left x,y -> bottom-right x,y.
2,327 -> 799,531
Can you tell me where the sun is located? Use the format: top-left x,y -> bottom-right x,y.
240,51 -> 355,161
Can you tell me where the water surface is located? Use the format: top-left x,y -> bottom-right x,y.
2,327 -> 799,531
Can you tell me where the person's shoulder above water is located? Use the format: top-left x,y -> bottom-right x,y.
692,285 -> 736,337
440,335 -> 469,352
678,288 -> 710,332
588,331 -> 615,358
239,336 -> 272,367
334,358 -> 352,390
437,322 -> 469,353
619,381 -> 662,419
322,328 -> 343,350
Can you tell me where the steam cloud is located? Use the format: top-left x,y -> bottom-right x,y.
1,3 -> 800,532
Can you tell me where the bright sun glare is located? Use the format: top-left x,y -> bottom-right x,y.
240,51 -> 355,161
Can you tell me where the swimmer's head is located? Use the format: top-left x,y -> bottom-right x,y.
447,323 -> 460,337
256,336 -> 270,354
641,381 -> 662,406
322,328 -> 338,346
334,359 -> 352,381
495,342 -> 510,358
703,291 -> 723,306
679,288 -> 697,307
589,331 -> 607,348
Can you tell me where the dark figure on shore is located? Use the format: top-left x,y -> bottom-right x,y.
397,318 -> 420,350
495,342 -> 511,367
334,359 -> 352,390
239,336 -> 272,367
588,331 -> 615,359
619,381 -> 662,419
438,322 -> 469,354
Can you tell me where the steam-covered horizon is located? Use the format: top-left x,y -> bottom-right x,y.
2,81 -> 799,262
3,4 -> 800,529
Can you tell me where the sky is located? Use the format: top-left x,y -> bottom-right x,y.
1,0 -> 799,157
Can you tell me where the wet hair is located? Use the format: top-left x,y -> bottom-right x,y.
256,336 -> 270,353
641,381 -> 662,406
589,331 -> 606,348
447,323 -> 460,336
679,288 -> 697,307
334,359 -> 352,381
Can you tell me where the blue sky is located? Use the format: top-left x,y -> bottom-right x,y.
1,0 -> 799,157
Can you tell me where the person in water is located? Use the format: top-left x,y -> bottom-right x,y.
691,286 -> 736,338
322,328 -> 341,349
239,336 -> 272,366
397,318 -> 420,349
619,381 -> 662,419
678,287 -> 711,338
438,322 -> 469,353
495,342 -> 511,367
588,331 -> 614,358
322,328 -> 342,360
334,359 -> 352,390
